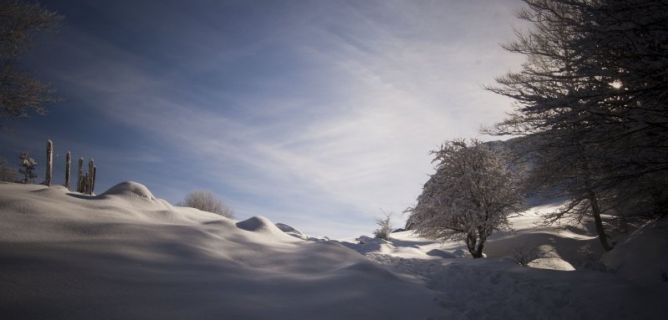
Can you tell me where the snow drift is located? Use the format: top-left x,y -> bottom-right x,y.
0,182 -> 439,320
602,218 -> 668,286
275,222 -> 309,240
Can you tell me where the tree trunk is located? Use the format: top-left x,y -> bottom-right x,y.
466,232 -> 485,258
589,191 -> 614,251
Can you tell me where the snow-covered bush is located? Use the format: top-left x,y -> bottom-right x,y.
407,139 -> 522,258
180,190 -> 234,218
18,152 -> 37,184
373,214 -> 393,240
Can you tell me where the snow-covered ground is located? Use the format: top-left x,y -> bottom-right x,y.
0,182 -> 438,319
338,203 -> 668,319
1,181 -> 666,319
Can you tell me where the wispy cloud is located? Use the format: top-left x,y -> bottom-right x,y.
6,0 -> 525,238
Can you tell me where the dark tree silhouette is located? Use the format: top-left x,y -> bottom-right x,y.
487,0 -> 668,250
1,0 -> 61,119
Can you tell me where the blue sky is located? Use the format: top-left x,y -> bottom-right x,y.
1,0 -> 525,238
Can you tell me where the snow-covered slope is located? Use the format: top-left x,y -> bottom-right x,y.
340,202 -> 667,319
343,202 -> 603,268
2,181 -> 666,319
0,182 -> 439,320
602,218 -> 668,286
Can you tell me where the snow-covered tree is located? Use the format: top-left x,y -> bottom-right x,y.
18,152 -> 37,184
180,190 -> 234,218
408,139 -> 522,258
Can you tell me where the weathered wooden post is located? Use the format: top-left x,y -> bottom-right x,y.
64,151 -> 71,190
77,157 -> 84,192
82,173 -> 88,193
92,166 -> 97,194
45,139 -> 53,186
87,159 -> 94,195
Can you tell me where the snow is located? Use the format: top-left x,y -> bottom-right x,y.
1,181 -> 666,319
101,180 -> 157,199
527,256 -> 576,271
339,201 -> 667,319
235,216 -> 298,242
275,222 -> 309,240
0,182 -> 439,319
602,218 -> 668,286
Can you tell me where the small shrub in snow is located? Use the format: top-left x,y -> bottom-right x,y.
180,190 -> 234,218
374,213 -> 393,240
18,152 -> 37,184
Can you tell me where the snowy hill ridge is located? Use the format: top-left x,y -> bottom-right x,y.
1,181 -> 666,319
0,181 -> 439,320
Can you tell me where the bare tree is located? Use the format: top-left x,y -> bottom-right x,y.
408,139 -> 522,258
579,0 -> 668,219
486,0 -> 668,250
1,0 -> 61,119
180,190 -> 234,218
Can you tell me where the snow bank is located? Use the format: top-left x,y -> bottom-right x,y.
602,218 -> 668,286
0,182 -> 440,320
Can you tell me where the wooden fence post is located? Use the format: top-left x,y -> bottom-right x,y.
77,157 -> 84,192
64,151 -> 71,190
87,159 -> 94,195
45,139 -> 53,186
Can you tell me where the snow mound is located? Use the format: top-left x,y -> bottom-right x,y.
236,216 -> 299,241
528,257 -> 575,271
236,215 -> 275,231
602,218 -> 668,286
524,244 -> 576,271
275,222 -> 308,240
101,181 -> 156,200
